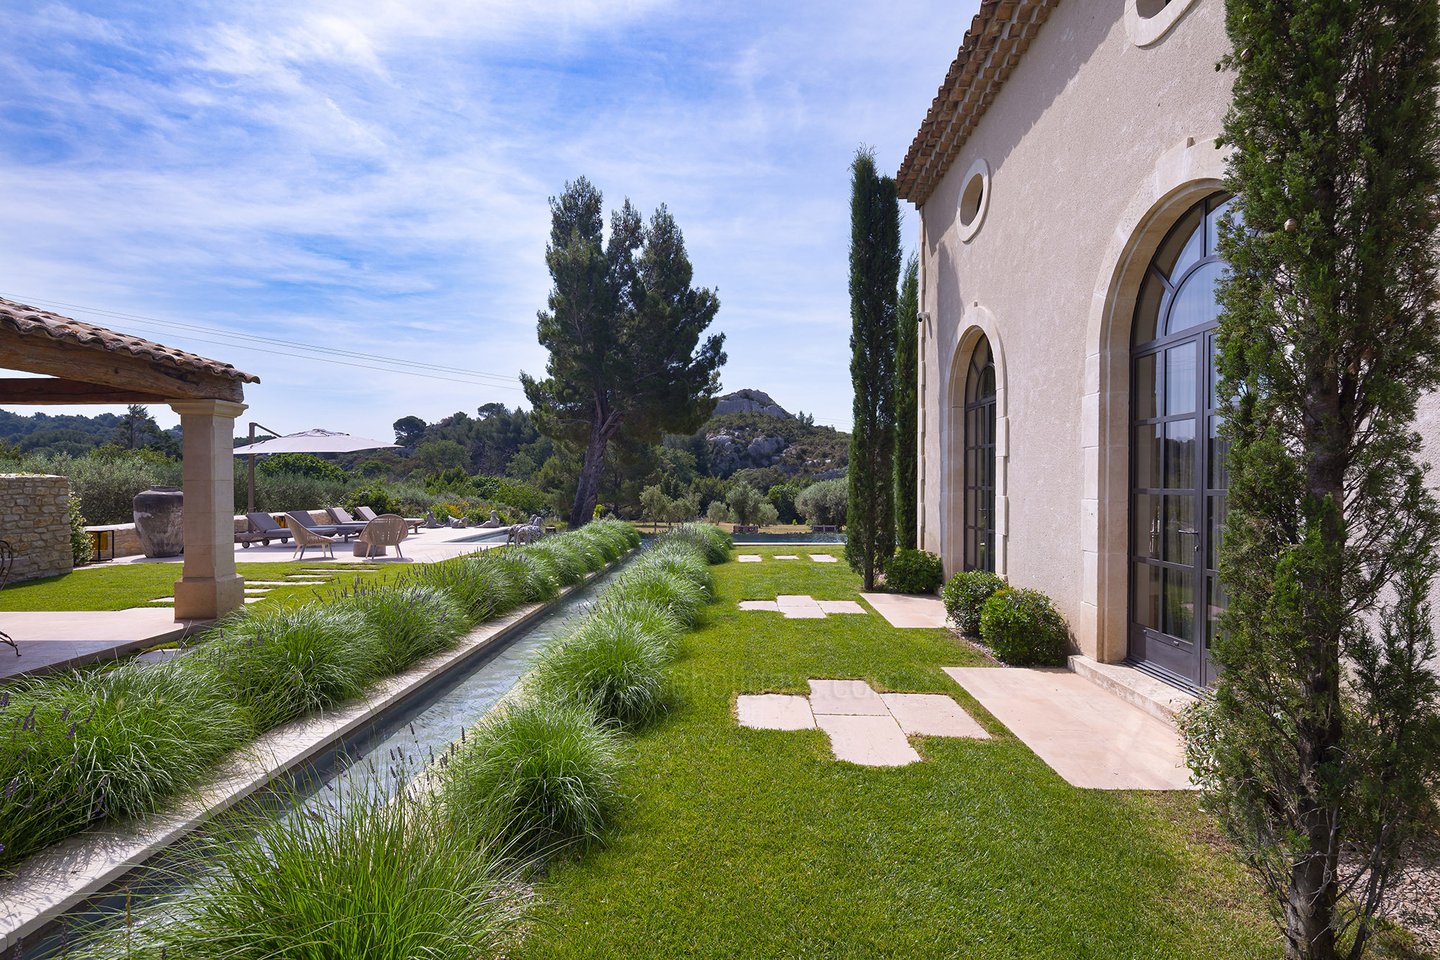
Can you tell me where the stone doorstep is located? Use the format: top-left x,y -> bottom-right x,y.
0,560 -> 629,949
1066,655 -> 1198,723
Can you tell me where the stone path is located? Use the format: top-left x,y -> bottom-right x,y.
943,666 -> 1193,790
737,679 -> 989,767
860,592 -> 949,629
738,595 -> 867,619
736,554 -> 842,564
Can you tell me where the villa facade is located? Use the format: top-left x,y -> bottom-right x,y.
899,0 -> 1440,688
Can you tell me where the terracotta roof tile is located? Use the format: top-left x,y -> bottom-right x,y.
897,0 -> 1060,205
0,297 -> 259,384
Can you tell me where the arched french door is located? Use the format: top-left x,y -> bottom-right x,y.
1129,194 -> 1231,688
963,336 -> 997,572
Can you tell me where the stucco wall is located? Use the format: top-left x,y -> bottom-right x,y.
917,0 -> 1234,659
0,474 -> 74,582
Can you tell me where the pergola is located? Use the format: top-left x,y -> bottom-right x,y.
0,297 -> 259,620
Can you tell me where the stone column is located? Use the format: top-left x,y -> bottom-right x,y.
169,399 -> 247,621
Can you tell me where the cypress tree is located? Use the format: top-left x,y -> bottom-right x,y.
845,148 -> 902,588
894,254 -> 919,551
1186,3 -> 1440,958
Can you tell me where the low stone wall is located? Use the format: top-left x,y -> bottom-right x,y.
90,511 -> 336,559
0,474 -> 74,582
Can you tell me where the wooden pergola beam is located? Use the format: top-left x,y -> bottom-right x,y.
0,333 -> 245,403
0,377 -> 171,405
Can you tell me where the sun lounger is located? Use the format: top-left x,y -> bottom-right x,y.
355,505 -> 423,533
239,512 -> 294,548
357,514 -> 409,559
286,512 -> 336,560
288,510 -> 362,541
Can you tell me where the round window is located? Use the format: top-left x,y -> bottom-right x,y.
956,157 -> 990,242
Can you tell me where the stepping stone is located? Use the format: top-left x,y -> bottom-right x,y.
808,679 -> 889,716
860,592 -> 949,629
816,600 -> 866,615
148,598 -> 174,605
881,693 -> 990,739
739,600 -> 780,613
815,714 -> 920,766
809,554 -> 838,563
244,588 -> 272,595
244,597 -> 263,604
774,555 -> 799,560
737,555 -> 762,563
775,595 -> 825,619
736,694 -> 815,730
245,580 -> 301,586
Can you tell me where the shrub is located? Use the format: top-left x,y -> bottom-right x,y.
0,661 -> 248,869
726,482 -> 779,527
978,588 -> 1070,666
94,787 -> 522,960
199,605 -> 380,732
795,478 -> 847,527
704,499 -> 731,524
883,549 -> 944,594
249,469 -> 351,515
12,449 -> 183,524
529,609 -> 672,727
67,493 -> 90,566
343,481 -> 404,516
440,698 -> 623,859
942,570 -> 1008,635
257,452 -> 348,483
349,583 -> 469,674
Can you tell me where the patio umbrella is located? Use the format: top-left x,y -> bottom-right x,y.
234,425 -> 399,512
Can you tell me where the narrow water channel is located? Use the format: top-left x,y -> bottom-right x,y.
18,560 -> 626,959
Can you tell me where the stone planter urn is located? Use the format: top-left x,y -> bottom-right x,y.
133,486 -> 184,558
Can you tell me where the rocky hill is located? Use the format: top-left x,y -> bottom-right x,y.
712,389 -> 792,419
701,406 -> 847,487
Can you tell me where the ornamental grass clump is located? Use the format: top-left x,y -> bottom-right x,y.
641,542 -> 716,599
440,697 -> 623,860
611,564 -> 709,628
977,587 -> 1070,667
526,540 -> 587,586
591,594 -> 685,658
941,570 -> 1007,635
349,582 -> 468,675
529,608 -> 672,728
668,522 -> 732,564
198,605 -> 380,733
0,662 -> 247,869
86,787 -> 523,960
487,547 -> 560,603
410,554 -> 519,625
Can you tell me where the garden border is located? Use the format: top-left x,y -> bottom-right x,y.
0,557 -> 628,950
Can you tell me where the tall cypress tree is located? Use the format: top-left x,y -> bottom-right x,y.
1185,4 -> 1440,959
845,148 -> 902,588
894,254 -> 919,551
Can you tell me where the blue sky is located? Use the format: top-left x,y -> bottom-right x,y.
0,1 -> 976,437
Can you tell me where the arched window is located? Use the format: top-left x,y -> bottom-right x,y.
1129,193 -> 1231,688
964,336 -> 997,572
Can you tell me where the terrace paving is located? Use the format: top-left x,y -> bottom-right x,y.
0,609 -> 204,681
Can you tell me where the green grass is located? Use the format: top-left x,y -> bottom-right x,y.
517,546 -> 1278,960
0,562 -> 398,612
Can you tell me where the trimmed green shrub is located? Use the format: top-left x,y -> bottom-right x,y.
530,609 -> 672,727
91,788 -> 522,959
942,570 -> 1008,635
199,605 -> 380,732
0,661 -> 248,869
883,549 -> 944,594
978,588 -> 1070,666
440,698 -> 623,859
350,583 -> 469,674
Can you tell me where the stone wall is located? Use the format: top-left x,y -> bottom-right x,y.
0,474 -> 74,582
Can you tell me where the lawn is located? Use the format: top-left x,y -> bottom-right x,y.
518,545 -> 1277,960
0,561 -> 402,611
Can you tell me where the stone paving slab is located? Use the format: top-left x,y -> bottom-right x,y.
881,693 -> 990,739
774,595 -> 825,619
736,694 -> 815,730
809,554 -> 838,563
737,555 -> 763,563
816,600 -> 866,615
860,592 -> 949,629
0,610 -> 204,683
738,600 -> 780,613
808,678 -> 890,715
774,554 -> 799,560
815,714 -> 920,766
943,667 -> 1193,790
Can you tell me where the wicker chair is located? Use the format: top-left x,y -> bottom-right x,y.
0,540 -> 15,656
357,514 -> 409,560
286,512 -> 336,560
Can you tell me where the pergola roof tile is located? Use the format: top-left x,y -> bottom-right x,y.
0,297 -> 258,384
897,0 -> 1060,206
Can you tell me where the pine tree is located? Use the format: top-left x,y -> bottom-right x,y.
845,148 -> 902,588
522,178 -> 726,528
894,254 -> 919,551
1186,4 -> 1440,958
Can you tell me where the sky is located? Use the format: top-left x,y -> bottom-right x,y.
0,0 -> 977,438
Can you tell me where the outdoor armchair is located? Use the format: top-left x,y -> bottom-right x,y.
357,514 -> 409,559
286,512 -> 337,560
355,505 -> 423,534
